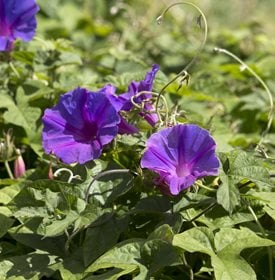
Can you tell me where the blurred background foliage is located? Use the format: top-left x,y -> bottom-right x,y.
1,0 -> 275,173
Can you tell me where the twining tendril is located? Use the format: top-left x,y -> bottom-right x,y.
214,47 -> 274,150
130,91 -> 169,126
53,168 -> 81,183
155,2 -> 208,110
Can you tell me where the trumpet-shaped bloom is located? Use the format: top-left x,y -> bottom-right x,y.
42,87 -> 120,164
0,0 -> 39,51
119,64 -> 160,126
141,124 -> 219,195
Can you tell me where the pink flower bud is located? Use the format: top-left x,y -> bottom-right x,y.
14,149 -> 26,178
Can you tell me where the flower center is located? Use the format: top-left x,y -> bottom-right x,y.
176,164 -> 192,177
65,121 -> 98,144
79,121 -> 98,143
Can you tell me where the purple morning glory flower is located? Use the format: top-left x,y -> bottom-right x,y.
42,87 -> 120,164
96,84 -> 139,134
141,124 -> 220,195
0,0 -> 39,51
119,64 -> 160,126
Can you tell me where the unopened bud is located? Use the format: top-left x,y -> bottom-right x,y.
48,161 -> 54,180
14,149 -> 26,178
0,129 -> 16,162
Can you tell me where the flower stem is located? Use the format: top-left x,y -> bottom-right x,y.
214,47 -> 274,150
248,205 -> 273,280
9,62 -> 20,78
155,1 -> 208,110
4,160 -> 14,179
181,253 -> 194,280
188,202 -> 217,223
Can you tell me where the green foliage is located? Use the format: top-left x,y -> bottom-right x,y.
217,150 -> 272,213
173,227 -> 275,280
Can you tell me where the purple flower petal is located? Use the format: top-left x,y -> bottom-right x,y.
118,65 -> 160,126
139,64 -> 160,92
117,115 -> 139,134
96,84 -> 138,134
97,84 -> 124,112
42,87 -> 120,164
0,0 -> 39,51
141,124 -> 219,195
140,102 -> 158,127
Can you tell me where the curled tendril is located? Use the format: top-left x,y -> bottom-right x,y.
155,1 -> 208,110
214,47 -> 274,150
130,91 -> 169,126
53,168 -> 81,183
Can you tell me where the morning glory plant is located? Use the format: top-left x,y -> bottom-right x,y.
0,0 -> 39,51
1,1 -> 274,279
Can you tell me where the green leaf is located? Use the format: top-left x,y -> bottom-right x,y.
43,210 -> 79,237
59,267 -> 85,280
134,196 -> 171,213
12,51 -> 35,66
0,184 -> 22,205
86,239 -> 148,280
3,88 -> 41,135
148,224 -> 174,243
224,151 -> 271,186
251,192 -> 275,220
1,88 -> 42,153
173,227 -> 275,280
0,251 -> 60,279
195,207 -> 255,230
213,228 -> 274,280
139,225 -> 179,275
9,225 -> 66,257
217,151 -> 272,213
217,172 -> 240,214
0,214 -> 14,238
173,227 -> 215,256
141,239 -> 179,275
87,170 -> 134,207
82,215 -> 128,267
13,206 -> 48,219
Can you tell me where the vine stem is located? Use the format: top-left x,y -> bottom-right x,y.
155,1 -> 208,110
214,47 -> 274,149
181,253 -> 194,280
4,160 -> 14,179
188,202 -> 217,223
248,206 -> 273,280
85,169 -> 133,203
9,62 -> 20,78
